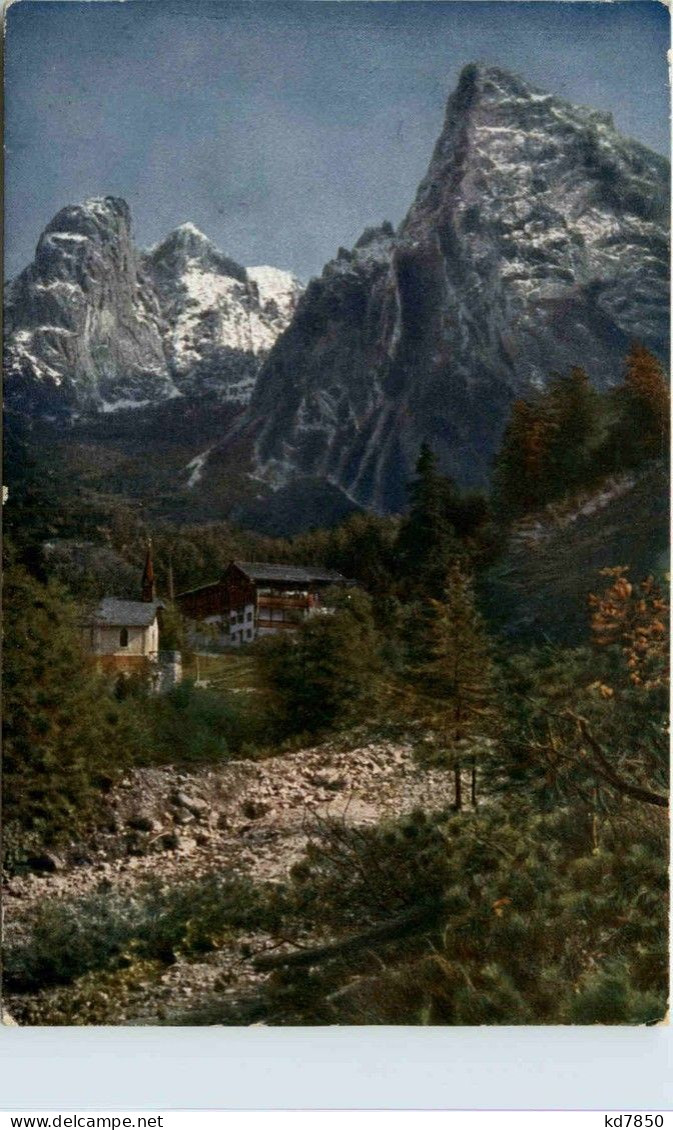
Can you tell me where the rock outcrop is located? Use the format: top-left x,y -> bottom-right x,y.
4,198 -> 172,416
5,65 -> 669,524
143,223 -> 302,402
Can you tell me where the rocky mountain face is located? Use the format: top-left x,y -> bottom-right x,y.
143,224 -> 302,403
4,198 -> 302,417
235,63 -> 669,512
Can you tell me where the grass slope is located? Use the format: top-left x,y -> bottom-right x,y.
479,462 -> 669,645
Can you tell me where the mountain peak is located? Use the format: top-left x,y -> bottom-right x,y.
81,195 -> 131,218
242,65 -> 669,515
175,221 -> 209,238
151,221 -> 215,258
164,221 -> 212,248
39,196 -> 132,250
444,61 -> 538,116
445,62 -> 620,126
5,197 -> 301,416
147,224 -> 247,284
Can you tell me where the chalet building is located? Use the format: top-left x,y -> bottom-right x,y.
176,560 -> 349,647
85,545 -> 181,689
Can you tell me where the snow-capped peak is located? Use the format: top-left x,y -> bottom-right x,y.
247,265 -> 303,321
174,221 -> 209,240
138,224 -> 304,394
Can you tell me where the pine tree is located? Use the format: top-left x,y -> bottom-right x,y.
492,398 -> 555,517
545,366 -> 600,494
396,443 -> 459,598
493,368 -> 604,516
258,588 -> 383,735
415,562 -> 495,808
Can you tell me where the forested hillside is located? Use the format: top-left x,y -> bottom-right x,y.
3,342 -> 668,1027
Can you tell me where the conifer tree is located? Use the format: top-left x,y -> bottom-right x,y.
396,443 -> 459,598
258,588 -> 383,735
3,567 -> 132,863
609,342 -> 670,466
492,398 -> 554,516
416,562 -> 495,808
545,366 -> 600,493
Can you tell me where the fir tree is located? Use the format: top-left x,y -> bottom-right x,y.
258,587 -> 383,735
415,562 -> 495,808
396,443 -> 459,598
544,366 -> 601,493
3,567 -> 132,864
492,397 -> 554,517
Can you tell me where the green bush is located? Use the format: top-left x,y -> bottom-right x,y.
257,799 -> 668,1026
116,678 -> 272,766
4,874 -> 283,995
3,893 -> 143,991
2,567 -> 135,865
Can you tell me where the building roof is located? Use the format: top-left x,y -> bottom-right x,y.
93,598 -> 164,628
232,561 -> 347,585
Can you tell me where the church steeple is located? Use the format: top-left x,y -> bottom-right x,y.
141,539 -> 156,602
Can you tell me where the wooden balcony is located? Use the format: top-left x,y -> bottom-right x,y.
256,618 -> 300,630
256,594 -> 314,610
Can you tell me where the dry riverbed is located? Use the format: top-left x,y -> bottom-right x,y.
3,735 -> 457,1025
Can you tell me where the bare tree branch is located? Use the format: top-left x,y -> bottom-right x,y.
564,711 -> 669,808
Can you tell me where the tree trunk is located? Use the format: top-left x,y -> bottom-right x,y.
471,757 -> 477,809
454,763 -> 462,810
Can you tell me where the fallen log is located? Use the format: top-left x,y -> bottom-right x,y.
251,901 -> 445,970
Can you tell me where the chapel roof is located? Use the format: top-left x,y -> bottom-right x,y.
93,598 -> 164,628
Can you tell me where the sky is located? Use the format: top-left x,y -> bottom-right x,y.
5,0 -> 670,281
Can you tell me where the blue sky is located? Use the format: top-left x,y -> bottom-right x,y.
5,1 -> 670,280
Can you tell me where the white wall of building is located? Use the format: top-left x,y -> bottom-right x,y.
229,603 -> 255,647
91,620 -> 159,659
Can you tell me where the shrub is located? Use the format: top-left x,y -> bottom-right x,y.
3,874 -> 283,996
2,567 -> 135,865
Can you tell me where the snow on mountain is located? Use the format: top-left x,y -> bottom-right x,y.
5,65 -> 668,531
247,265 -> 303,323
4,197 -> 174,416
4,202 -> 302,416
143,226 -> 302,401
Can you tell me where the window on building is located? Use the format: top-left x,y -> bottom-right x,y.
246,629 -> 253,640
237,612 -> 244,624
119,627 -> 129,648
246,609 -> 253,621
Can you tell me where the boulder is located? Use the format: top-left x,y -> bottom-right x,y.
127,813 -> 159,833
27,851 -> 64,874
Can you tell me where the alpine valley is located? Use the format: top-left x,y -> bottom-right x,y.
4,36 -> 671,1034
4,63 -> 669,528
